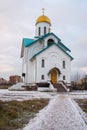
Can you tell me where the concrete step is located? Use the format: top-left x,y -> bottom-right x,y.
53,83 -> 67,92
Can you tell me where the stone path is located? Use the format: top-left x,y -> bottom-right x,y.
24,95 -> 87,130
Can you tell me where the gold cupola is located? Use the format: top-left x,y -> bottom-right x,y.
36,15 -> 51,25
36,8 -> 51,25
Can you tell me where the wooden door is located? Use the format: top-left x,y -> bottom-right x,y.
51,69 -> 57,84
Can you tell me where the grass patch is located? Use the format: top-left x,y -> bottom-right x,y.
0,85 -> 11,89
75,99 -> 87,113
0,99 -> 49,130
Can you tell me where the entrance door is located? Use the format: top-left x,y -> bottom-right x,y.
51,69 -> 57,84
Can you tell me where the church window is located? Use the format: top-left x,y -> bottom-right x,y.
63,60 -> 65,69
38,27 -> 41,36
63,75 -> 65,80
47,39 -> 54,46
42,59 -> 45,67
44,27 -> 46,35
41,75 -> 44,80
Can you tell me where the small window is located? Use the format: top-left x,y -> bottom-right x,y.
63,60 -> 65,69
47,39 -> 54,46
42,59 -> 45,67
41,75 -> 44,80
38,27 -> 41,36
44,27 -> 46,35
63,75 -> 65,80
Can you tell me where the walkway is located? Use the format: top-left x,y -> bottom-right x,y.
24,95 -> 87,130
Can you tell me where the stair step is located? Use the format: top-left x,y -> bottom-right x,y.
53,83 -> 67,92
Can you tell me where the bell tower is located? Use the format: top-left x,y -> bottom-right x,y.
35,9 -> 51,37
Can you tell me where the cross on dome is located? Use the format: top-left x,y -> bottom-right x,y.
42,8 -> 45,15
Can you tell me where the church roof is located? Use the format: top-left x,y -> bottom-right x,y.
31,42 -> 73,60
23,33 -> 59,47
36,15 -> 51,25
23,32 -> 70,52
23,38 -> 34,47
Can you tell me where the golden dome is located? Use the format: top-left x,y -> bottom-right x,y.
36,15 -> 51,25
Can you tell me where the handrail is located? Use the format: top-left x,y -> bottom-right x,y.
59,81 -> 70,92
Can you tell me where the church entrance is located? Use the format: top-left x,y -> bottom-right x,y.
48,67 -> 61,84
51,69 -> 57,84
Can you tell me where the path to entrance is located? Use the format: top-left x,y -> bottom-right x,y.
24,95 -> 87,130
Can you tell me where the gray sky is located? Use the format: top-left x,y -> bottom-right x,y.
0,0 -> 87,80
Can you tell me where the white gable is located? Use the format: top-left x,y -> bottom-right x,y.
34,44 -> 71,83
44,34 -> 59,47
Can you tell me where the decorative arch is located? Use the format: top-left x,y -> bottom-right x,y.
48,67 -> 61,84
48,67 -> 61,75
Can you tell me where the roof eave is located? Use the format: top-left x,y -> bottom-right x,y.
31,43 -> 73,60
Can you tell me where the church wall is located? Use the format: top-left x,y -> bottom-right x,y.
23,47 -> 28,63
28,41 -> 43,60
22,47 -> 36,83
22,48 -> 28,82
25,42 -> 43,83
36,56 -> 47,83
36,45 -> 71,83
27,59 -> 35,83
26,44 -> 42,83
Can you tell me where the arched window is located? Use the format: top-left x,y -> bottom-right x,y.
63,75 -> 66,80
41,75 -> 44,80
47,39 -> 54,46
63,60 -> 65,69
44,27 -> 46,35
38,27 -> 41,36
42,59 -> 45,68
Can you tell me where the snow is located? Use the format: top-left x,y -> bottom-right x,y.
24,95 -> 87,130
8,82 -> 57,92
8,82 -> 25,91
69,90 -> 87,99
0,89 -> 55,101
0,89 -> 87,101
38,86 -> 57,92
0,89 -> 87,130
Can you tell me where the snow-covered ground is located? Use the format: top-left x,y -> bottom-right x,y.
24,95 -> 87,130
0,89 -> 87,130
0,89 -> 56,101
0,89 -> 87,101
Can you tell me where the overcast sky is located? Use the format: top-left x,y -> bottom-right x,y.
0,0 -> 87,80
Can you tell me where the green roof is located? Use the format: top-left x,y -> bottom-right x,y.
23,32 -> 71,52
58,41 -> 71,52
23,32 -> 61,47
23,38 -> 34,47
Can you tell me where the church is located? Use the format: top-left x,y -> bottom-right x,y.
21,10 -> 73,91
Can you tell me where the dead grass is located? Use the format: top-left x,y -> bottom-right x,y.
75,99 -> 87,113
0,85 -> 11,89
0,99 -> 49,130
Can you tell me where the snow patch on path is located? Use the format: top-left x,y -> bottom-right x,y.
24,95 -> 87,130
